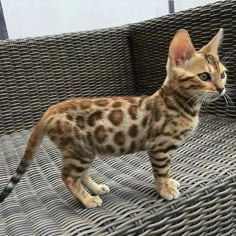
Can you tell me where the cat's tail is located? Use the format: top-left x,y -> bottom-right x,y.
0,118 -> 47,203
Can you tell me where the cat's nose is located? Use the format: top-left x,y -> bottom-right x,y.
217,88 -> 225,96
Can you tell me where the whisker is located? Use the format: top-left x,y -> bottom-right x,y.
201,95 -> 209,113
223,94 -> 229,111
168,84 -> 184,95
222,51 -> 233,61
196,94 -> 209,113
222,50 -> 236,63
185,92 -> 203,105
225,87 -> 236,94
183,91 -> 205,111
224,93 -> 234,108
194,95 -> 202,107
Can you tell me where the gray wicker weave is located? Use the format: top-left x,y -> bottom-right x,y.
0,1 -> 235,235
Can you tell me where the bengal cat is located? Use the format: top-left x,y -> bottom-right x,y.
0,28 -> 227,208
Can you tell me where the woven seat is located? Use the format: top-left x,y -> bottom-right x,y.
0,0 -> 235,235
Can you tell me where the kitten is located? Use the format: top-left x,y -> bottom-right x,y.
0,29 -> 227,208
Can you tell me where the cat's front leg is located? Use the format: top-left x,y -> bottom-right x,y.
148,150 -> 180,200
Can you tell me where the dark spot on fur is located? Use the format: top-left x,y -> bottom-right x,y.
202,52 -> 220,71
11,176 -> 20,184
47,128 -> 55,136
87,132 -> 93,146
128,105 -> 137,120
80,100 -> 91,109
155,170 -> 170,178
47,117 -> 54,125
58,107 -> 67,113
64,121 -> 72,133
60,137 -> 73,147
108,109 -> 123,126
129,141 -> 136,153
94,126 -> 107,143
112,101 -> 122,108
76,115 -> 85,129
106,145 -> 115,154
138,96 -> 147,106
145,101 -> 152,111
65,164 -> 85,174
74,127 -> 81,140
142,116 -> 148,127
123,97 -> 136,103
70,104 -> 77,110
49,135 -> 57,142
171,120 -> 178,126
66,114 -> 73,121
114,131 -> 125,146
95,99 -> 109,106
95,145 -> 106,154
108,127 -> 114,132
56,120 -> 63,134
147,127 -> 154,139
16,160 -> 30,175
129,124 -> 138,137
87,111 -> 102,126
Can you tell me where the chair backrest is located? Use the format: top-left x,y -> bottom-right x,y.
0,27 -> 136,135
0,0 -> 235,137
129,0 -> 236,118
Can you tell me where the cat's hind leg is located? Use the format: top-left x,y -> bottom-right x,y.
62,154 -> 103,208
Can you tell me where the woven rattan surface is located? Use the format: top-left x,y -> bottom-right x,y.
0,115 -> 235,236
0,0 -> 236,235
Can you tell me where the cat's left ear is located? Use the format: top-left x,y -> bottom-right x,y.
168,29 -> 196,65
200,28 -> 224,55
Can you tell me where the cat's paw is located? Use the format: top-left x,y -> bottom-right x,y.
157,178 -> 180,200
83,195 -> 103,208
94,184 -> 110,195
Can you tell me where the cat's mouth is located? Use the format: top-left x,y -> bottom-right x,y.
195,91 -> 221,104
204,90 -> 224,103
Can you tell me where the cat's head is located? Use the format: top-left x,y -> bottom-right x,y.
165,28 -> 226,103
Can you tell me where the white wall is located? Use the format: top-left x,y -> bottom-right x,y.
2,0 -> 216,39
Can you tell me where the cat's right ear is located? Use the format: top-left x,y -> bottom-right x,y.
199,28 -> 223,56
168,29 -> 196,66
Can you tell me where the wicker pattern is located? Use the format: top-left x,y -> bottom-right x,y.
0,0 -> 236,235
0,27 -> 136,136
0,115 -> 235,236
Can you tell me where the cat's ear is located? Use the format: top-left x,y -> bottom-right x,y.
168,29 -> 196,66
200,28 -> 223,55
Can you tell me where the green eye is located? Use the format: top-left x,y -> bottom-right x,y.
221,71 -> 226,80
198,72 -> 211,81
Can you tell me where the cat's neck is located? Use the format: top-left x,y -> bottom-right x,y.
153,83 -> 202,116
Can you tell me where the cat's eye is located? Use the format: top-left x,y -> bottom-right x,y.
198,72 -> 211,81
221,71 -> 226,80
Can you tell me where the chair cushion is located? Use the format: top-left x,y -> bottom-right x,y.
0,114 -> 235,235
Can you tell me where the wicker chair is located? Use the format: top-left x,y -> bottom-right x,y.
0,1 -> 235,235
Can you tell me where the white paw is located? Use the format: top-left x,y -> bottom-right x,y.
157,178 -> 180,200
84,195 -> 103,208
95,184 -> 110,195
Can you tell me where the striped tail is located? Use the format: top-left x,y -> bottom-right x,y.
0,120 -> 46,202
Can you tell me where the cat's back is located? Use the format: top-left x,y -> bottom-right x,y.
43,96 -> 151,155
47,96 -> 148,123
